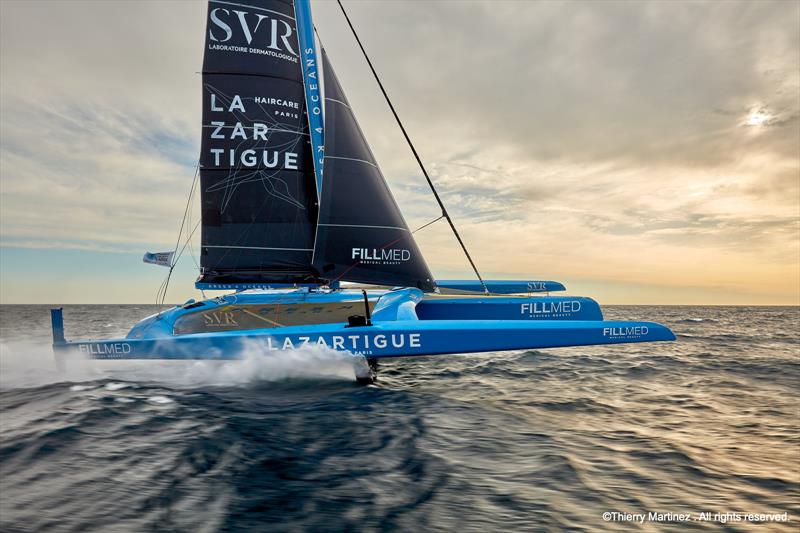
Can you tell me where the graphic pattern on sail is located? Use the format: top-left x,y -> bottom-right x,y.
199,0 -> 320,286
312,50 -> 435,291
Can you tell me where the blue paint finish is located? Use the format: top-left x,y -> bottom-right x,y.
56,319 -> 674,361
416,296 -> 603,321
50,308 -> 65,344
371,288 -> 423,321
294,0 -> 324,196
54,288 -> 675,362
437,280 -> 567,294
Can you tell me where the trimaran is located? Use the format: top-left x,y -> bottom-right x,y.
50,0 -> 675,383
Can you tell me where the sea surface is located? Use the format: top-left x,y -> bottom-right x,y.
0,305 -> 798,532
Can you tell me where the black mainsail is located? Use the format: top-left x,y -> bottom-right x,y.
199,0 -> 319,286
312,50 -> 435,291
197,0 -> 434,291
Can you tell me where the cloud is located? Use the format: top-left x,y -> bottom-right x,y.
315,0 -> 799,166
1,97 -> 198,251
0,0 -> 798,303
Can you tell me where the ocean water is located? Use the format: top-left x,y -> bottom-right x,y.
0,305 -> 798,532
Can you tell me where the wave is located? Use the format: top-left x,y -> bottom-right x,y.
2,305 -> 798,531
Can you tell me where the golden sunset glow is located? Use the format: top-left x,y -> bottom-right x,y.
745,108 -> 774,127
1,0 -> 798,304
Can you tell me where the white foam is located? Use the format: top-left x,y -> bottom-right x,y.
0,340 -> 104,390
114,397 -> 136,403
0,338 -> 362,390
104,382 -> 132,391
171,341 -> 361,387
146,395 -> 173,404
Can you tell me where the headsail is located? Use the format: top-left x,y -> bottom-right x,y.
198,0 -> 320,286
312,50 -> 435,291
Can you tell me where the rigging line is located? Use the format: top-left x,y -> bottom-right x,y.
159,162 -> 200,309
171,163 -> 199,267
158,219 -> 201,308
183,164 -> 201,271
335,0 -> 488,294
175,220 -> 202,263
172,220 -> 202,280
186,183 -> 201,270
157,268 -> 171,309
155,271 -> 170,312
412,215 -> 445,234
187,239 -> 200,270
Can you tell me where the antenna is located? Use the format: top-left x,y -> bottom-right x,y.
335,0 -> 489,294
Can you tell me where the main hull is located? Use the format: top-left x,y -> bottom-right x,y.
57,318 -> 674,361
52,289 -> 675,366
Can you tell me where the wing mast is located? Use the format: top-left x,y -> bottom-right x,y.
294,0 -> 325,197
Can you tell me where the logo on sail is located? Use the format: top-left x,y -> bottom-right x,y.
352,248 -> 411,265
204,90 -> 301,171
207,6 -> 298,62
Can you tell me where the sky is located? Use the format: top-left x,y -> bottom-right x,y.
0,0 -> 798,305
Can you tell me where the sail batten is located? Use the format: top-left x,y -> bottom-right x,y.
319,223 -> 409,231
323,155 -> 378,168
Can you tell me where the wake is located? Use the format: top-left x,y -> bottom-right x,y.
0,339 -> 364,390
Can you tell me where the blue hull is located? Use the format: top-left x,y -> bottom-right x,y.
416,296 -> 602,321
57,318 -> 674,360
51,288 -> 674,364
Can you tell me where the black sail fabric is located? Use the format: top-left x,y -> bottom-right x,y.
199,0 -> 320,285
312,50 -> 435,291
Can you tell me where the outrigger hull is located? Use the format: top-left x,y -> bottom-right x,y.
55,319 -> 673,361
417,296 -> 602,321
51,289 -> 675,382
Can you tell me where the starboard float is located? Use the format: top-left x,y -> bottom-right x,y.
51,0 -> 675,384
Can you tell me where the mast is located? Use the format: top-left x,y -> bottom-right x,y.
294,0 -> 324,197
